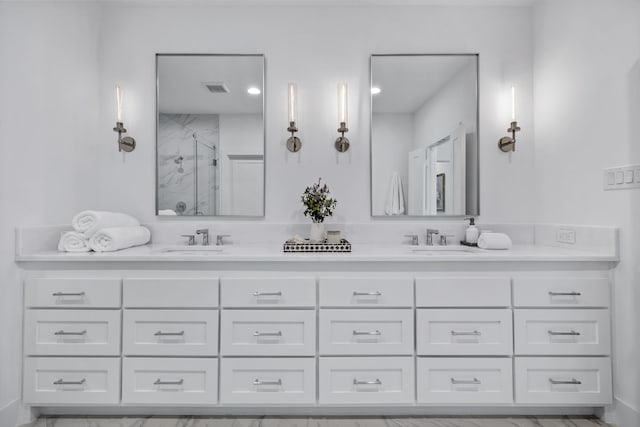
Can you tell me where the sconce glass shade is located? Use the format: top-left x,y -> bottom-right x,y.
288,83 -> 298,124
116,84 -> 123,123
511,86 -> 516,121
337,82 -> 348,126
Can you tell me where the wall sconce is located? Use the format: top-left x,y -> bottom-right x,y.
113,85 -> 136,153
286,83 -> 301,152
335,82 -> 350,152
498,86 -> 521,152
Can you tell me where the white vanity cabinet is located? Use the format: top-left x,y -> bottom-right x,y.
20,268 -> 614,412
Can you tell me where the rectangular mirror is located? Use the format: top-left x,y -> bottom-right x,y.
156,54 -> 265,217
370,54 -> 479,217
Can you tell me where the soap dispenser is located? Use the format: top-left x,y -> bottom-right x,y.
464,217 -> 479,244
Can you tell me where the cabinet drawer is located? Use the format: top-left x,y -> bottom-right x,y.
25,277 -> 121,308
220,358 -> 315,404
513,277 -> 610,308
221,277 -> 315,307
416,277 -> 511,307
123,278 -> 218,308
24,310 -> 120,356
123,310 -> 218,356
220,310 -> 315,356
417,357 -> 513,404
23,357 -> 120,405
319,277 -> 413,307
122,358 -> 218,405
319,357 -> 414,404
514,309 -> 610,355
319,309 -> 413,355
416,309 -> 512,356
515,357 -> 612,405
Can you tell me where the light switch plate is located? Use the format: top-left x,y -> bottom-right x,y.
556,228 -> 576,244
604,164 -> 640,190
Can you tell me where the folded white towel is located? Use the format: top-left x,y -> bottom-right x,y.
477,232 -> 512,250
158,209 -> 177,216
72,210 -> 140,238
384,172 -> 405,216
57,231 -> 90,252
88,226 -> 151,252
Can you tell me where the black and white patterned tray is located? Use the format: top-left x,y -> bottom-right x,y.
283,239 -> 352,253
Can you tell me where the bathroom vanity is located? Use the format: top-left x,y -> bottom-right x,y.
16,225 -> 618,416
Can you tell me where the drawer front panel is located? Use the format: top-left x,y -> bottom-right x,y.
319,277 -> 413,307
23,357 -> 120,405
220,358 -> 315,404
513,277 -> 610,308
221,310 -> 315,356
25,277 -> 121,308
416,309 -> 512,356
123,310 -> 218,356
417,357 -> 513,404
24,310 -> 120,356
319,357 -> 414,404
514,309 -> 610,355
122,358 -> 218,405
515,357 -> 612,404
319,309 -> 413,355
221,277 -> 315,307
416,277 -> 511,307
123,278 -> 218,308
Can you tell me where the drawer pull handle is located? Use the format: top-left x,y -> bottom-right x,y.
253,379 -> 282,386
353,291 -> 382,297
253,331 -> 283,337
353,330 -> 382,336
549,378 -> 582,385
154,331 -> 185,336
52,292 -> 86,297
548,330 -> 581,336
549,291 -> 582,296
451,330 -> 481,336
451,377 -> 481,385
154,379 -> 184,386
353,378 -> 382,385
253,291 -> 283,297
54,330 -> 87,336
53,378 -> 86,386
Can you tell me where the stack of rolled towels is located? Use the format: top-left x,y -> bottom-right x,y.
58,211 -> 151,253
477,232 -> 512,250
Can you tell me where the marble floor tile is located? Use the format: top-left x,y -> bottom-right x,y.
32,417 -> 611,427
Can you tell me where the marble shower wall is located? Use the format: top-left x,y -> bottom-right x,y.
158,114 -> 219,215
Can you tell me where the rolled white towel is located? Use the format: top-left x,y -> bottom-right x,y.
57,231 -> 90,252
72,210 -> 140,238
88,226 -> 151,252
477,232 -> 512,250
158,209 -> 177,216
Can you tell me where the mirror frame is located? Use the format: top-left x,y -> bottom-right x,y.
155,53 -> 266,218
369,53 -> 480,218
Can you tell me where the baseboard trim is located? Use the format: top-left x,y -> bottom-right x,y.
606,397 -> 640,427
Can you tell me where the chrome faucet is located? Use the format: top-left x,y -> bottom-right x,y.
404,234 -> 419,246
216,234 -> 231,246
426,229 -> 439,246
181,234 -> 196,246
196,229 -> 209,246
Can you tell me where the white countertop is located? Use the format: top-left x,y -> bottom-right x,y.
15,243 -> 619,263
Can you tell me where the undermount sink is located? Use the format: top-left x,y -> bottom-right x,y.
410,246 -> 477,255
156,246 -> 225,255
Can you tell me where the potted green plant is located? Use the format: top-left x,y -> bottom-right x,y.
301,178 -> 337,242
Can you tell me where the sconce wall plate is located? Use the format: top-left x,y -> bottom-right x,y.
335,121 -> 350,152
113,121 -> 136,152
287,121 -> 301,152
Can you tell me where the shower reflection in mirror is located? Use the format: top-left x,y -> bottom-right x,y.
156,54 -> 265,217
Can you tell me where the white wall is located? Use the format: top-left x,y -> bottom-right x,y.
0,2 -> 102,425
371,113 -> 413,215
533,1 -> 640,425
92,3 -> 535,225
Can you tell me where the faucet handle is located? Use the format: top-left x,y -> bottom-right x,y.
181,235 -> 196,246
439,234 -> 455,246
404,234 -> 419,246
216,234 -> 231,246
